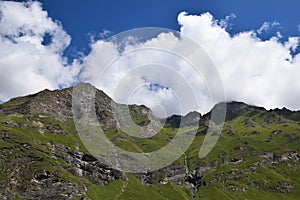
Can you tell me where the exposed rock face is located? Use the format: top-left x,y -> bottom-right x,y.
0,129 -> 127,199
20,171 -> 83,200
52,143 -> 127,186
0,83 -> 124,131
0,88 -> 74,121
0,131 -> 85,199
165,111 -> 201,129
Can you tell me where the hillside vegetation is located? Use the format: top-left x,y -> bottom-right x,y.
0,84 -> 299,199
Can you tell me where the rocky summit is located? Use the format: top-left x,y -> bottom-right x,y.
0,83 -> 299,199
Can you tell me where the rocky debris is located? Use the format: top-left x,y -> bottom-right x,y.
20,170 -> 84,200
184,167 -> 213,198
272,129 -> 282,136
1,119 -> 67,135
0,126 -> 127,199
264,112 -> 286,124
209,164 -> 295,194
138,165 -> 187,186
249,151 -> 299,172
250,180 -> 294,194
265,129 -> 283,142
52,144 -> 127,186
211,168 -> 249,189
251,130 -> 260,135
1,120 -> 29,129
135,155 -> 212,198
244,118 -> 258,127
273,181 -> 294,193
2,120 -> 20,127
224,123 -> 236,136
198,151 -> 299,195
185,170 -> 206,198
0,134 -> 87,199
233,143 -> 255,151
258,152 -> 274,160
274,151 -> 299,162
225,158 -> 243,165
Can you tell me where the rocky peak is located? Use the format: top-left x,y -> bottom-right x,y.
220,101 -> 265,121
0,87 -> 73,120
164,111 -> 201,129
0,83 -> 112,121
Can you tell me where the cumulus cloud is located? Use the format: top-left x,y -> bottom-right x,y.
0,1 -> 79,101
178,12 -> 300,111
80,31 -> 216,117
81,12 -> 300,116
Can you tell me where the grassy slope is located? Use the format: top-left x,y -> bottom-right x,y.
0,107 -> 300,199
0,113 -> 190,199
190,113 -> 300,200
87,175 -> 191,200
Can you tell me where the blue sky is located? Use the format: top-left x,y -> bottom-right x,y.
39,0 -> 300,59
1,0 -> 300,115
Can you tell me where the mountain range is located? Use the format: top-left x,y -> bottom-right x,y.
0,83 -> 299,199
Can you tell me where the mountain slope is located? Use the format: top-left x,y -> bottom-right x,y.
0,83 -> 299,199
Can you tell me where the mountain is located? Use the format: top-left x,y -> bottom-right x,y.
0,83 -> 299,199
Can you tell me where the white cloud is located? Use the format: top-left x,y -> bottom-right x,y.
257,21 -> 280,34
219,13 -> 236,29
285,37 -> 299,52
80,34 -> 211,117
178,12 -> 300,111
0,1 -> 79,101
99,29 -> 111,39
81,12 -> 300,115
